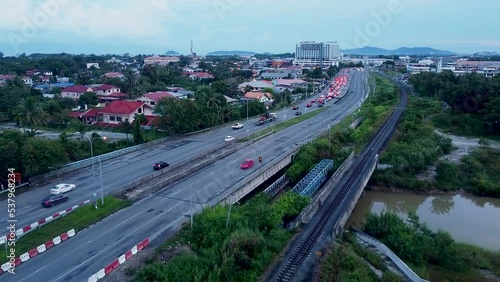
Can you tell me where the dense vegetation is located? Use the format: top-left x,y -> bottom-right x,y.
371,97 -> 453,191
286,75 -> 400,184
409,71 -> 500,137
435,146 -> 500,197
316,234 -> 402,282
363,211 -> 500,281
133,192 -> 309,282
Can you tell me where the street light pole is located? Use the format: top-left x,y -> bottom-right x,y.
80,133 -> 107,209
246,100 -> 249,122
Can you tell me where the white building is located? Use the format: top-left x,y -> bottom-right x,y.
293,41 -> 340,67
144,56 -> 180,66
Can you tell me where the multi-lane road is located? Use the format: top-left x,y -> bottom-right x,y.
0,75 -> 343,234
2,70 -> 368,281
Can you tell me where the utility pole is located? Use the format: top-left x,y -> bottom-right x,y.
99,157 -> 104,205
246,100 -> 249,122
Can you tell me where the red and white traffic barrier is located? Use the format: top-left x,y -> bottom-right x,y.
0,229 -> 76,275
0,200 -> 90,244
88,238 -> 150,282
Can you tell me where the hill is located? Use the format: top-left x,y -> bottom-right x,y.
164,50 -> 180,55
341,46 -> 455,56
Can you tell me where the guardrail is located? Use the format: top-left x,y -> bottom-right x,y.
0,182 -> 29,195
118,145 -> 240,201
351,227 -> 429,282
110,141 -> 234,198
207,144 -> 303,207
29,133 -> 179,186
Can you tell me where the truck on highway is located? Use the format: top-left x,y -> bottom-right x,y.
255,112 -> 277,126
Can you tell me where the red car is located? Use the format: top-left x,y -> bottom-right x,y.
292,105 -> 299,110
240,159 -> 255,169
310,100 -> 315,103
306,103 -> 312,107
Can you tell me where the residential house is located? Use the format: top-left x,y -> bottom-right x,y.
97,92 -> 128,104
238,80 -> 275,93
136,91 -> 175,106
166,87 -> 193,99
22,76 -> 33,86
144,56 -> 180,66
243,91 -> 273,103
273,79 -> 308,92
86,63 -> 100,69
224,95 -> 239,105
260,69 -> 301,80
182,67 -> 196,73
56,77 -> 71,83
188,72 -> 214,80
39,76 -> 51,83
91,84 -> 121,96
0,75 -> 16,85
98,101 -> 154,126
103,72 -> 125,79
61,85 -> 93,100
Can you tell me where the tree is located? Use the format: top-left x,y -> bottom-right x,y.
118,121 -> 133,145
133,118 -> 144,144
14,97 -> 47,135
21,138 -> 68,177
71,119 -> 88,141
78,92 -> 98,106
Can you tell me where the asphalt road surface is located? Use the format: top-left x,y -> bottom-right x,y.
2,70 -> 368,282
0,71 -> 350,235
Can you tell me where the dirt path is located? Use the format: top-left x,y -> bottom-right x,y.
435,130 -> 500,163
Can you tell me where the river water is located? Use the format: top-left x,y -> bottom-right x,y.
347,191 -> 500,251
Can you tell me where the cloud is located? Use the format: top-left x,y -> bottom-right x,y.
0,0 -> 176,40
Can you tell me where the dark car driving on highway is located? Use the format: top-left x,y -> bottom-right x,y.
41,195 -> 68,208
154,161 -> 170,170
295,111 -> 302,115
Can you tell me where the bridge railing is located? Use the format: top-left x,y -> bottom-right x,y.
351,227 -> 430,282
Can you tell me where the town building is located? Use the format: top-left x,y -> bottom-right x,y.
136,91 -> 175,106
294,41 -> 340,67
144,56 -> 180,66
61,85 -> 93,100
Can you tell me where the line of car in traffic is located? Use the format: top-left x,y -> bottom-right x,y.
41,183 -> 76,208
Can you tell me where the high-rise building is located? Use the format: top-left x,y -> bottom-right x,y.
294,41 -> 340,67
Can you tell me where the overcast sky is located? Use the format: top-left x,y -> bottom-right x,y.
0,0 -> 498,56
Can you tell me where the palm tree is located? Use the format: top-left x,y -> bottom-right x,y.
14,97 -> 47,136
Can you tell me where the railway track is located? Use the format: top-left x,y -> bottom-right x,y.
274,85 -> 409,282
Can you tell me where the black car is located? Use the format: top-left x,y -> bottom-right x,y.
41,195 -> 68,208
295,111 -> 302,115
154,161 -> 170,170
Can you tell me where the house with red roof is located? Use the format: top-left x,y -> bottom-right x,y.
92,84 -> 121,96
243,91 -> 273,103
0,75 -> 16,85
188,72 -> 214,80
136,91 -> 175,106
61,85 -> 93,100
98,100 -> 154,126
103,72 -> 125,79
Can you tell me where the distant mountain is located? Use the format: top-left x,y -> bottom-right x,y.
341,46 -> 455,56
165,50 -> 180,55
207,50 -> 256,56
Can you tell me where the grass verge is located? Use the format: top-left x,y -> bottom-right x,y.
238,107 -> 327,143
0,196 -> 131,264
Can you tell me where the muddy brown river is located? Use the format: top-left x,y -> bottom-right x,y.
347,191 -> 500,250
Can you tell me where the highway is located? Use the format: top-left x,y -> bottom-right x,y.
0,73 -> 347,234
2,70 -> 368,282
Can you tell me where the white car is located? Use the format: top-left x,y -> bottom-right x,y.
50,183 -> 76,195
232,123 -> 243,129
224,136 -> 235,142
